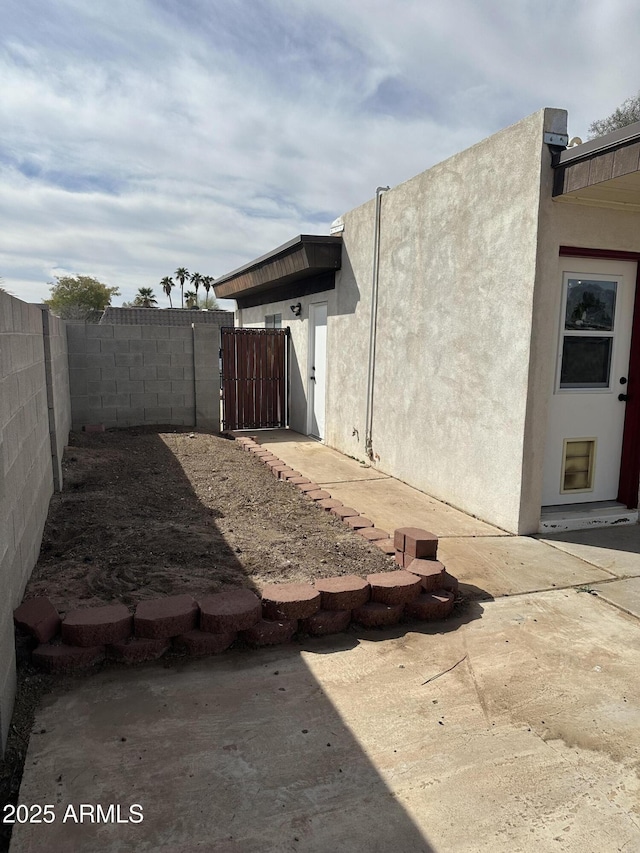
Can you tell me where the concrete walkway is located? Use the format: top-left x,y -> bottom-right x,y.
10,430 -> 640,852
256,430 -> 640,603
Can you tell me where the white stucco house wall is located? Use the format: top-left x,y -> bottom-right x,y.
215,108 -> 640,535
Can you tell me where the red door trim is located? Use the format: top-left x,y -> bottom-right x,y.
560,246 -> 640,508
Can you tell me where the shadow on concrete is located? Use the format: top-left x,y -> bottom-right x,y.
458,582 -> 495,602
9,643 -> 439,852
539,523 -> 640,556
343,597 -> 488,647
232,427 -> 319,444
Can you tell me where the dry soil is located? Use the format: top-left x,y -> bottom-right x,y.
27,426 -> 395,612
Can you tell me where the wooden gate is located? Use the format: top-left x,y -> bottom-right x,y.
220,328 -> 289,431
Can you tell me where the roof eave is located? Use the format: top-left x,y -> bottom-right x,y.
214,235 -> 342,300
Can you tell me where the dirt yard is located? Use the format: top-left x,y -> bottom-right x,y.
27,426 -> 394,614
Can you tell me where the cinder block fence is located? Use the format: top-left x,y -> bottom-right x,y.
0,292 -> 71,750
66,321 -> 224,431
0,293 -> 232,753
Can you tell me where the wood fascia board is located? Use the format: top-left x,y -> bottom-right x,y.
214,238 -> 341,299
554,140 -> 640,198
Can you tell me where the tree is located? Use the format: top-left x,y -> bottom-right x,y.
132,287 -> 158,308
190,271 -> 202,302
45,275 -> 119,320
160,276 -> 174,308
203,275 -> 214,301
175,267 -> 189,309
171,268 -> 218,308
196,293 -> 219,310
589,91 -> 640,139
199,277 -> 218,310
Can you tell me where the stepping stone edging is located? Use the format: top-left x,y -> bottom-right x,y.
18,564 -> 459,673
15,442 -> 460,673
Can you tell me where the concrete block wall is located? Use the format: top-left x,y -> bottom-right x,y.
0,293 -> 71,751
67,323 -> 225,431
42,310 -> 72,490
193,325 -> 222,431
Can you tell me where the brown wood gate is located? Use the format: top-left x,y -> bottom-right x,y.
220,327 -> 289,431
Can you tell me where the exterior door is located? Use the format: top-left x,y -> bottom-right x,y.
308,302 -> 327,439
542,258 -> 636,506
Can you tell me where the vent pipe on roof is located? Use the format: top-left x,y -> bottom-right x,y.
364,186 -> 390,461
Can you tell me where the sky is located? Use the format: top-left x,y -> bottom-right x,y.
1,0 -> 639,311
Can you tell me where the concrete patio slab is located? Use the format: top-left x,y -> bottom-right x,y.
323,477 -> 505,538
10,590 -> 640,853
592,576 -> 640,619
254,430 -> 390,484
437,535 -> 615,598
254,431 -> 505,538
539,524 -> 640,578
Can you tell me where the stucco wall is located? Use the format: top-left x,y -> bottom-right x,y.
67,322 -> 226,432
236,109 -> 574,533
0,294 -> 71,752
322,109 -> 560,533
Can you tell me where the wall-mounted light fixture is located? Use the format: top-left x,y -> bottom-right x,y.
290,303 -> 302,316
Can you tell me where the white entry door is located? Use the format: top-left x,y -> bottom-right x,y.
542,258 -> 636,506
308,302 -> 327,439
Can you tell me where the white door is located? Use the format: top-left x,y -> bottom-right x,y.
542,258 -> 636,506
308,303 -> 327,439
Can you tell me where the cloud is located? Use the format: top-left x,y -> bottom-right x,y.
1,0 -> 640,306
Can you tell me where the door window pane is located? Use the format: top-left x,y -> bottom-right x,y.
560,336 -> 613,388
565,279 -> 616,331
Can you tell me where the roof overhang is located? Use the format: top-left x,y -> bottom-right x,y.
553,120 -> 640,210
214,235 -> 342,300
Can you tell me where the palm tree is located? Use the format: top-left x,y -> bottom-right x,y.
132,287 -> 158,308
160,276 -> 174,308
184,290 -> 197,308
190,272 -> 202,302
174,267 -> 189,308
200,276 -> 218,309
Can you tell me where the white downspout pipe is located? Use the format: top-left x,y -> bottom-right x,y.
364,185 -> 389,461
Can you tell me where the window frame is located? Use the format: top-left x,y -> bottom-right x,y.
555,272 -> 619,394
